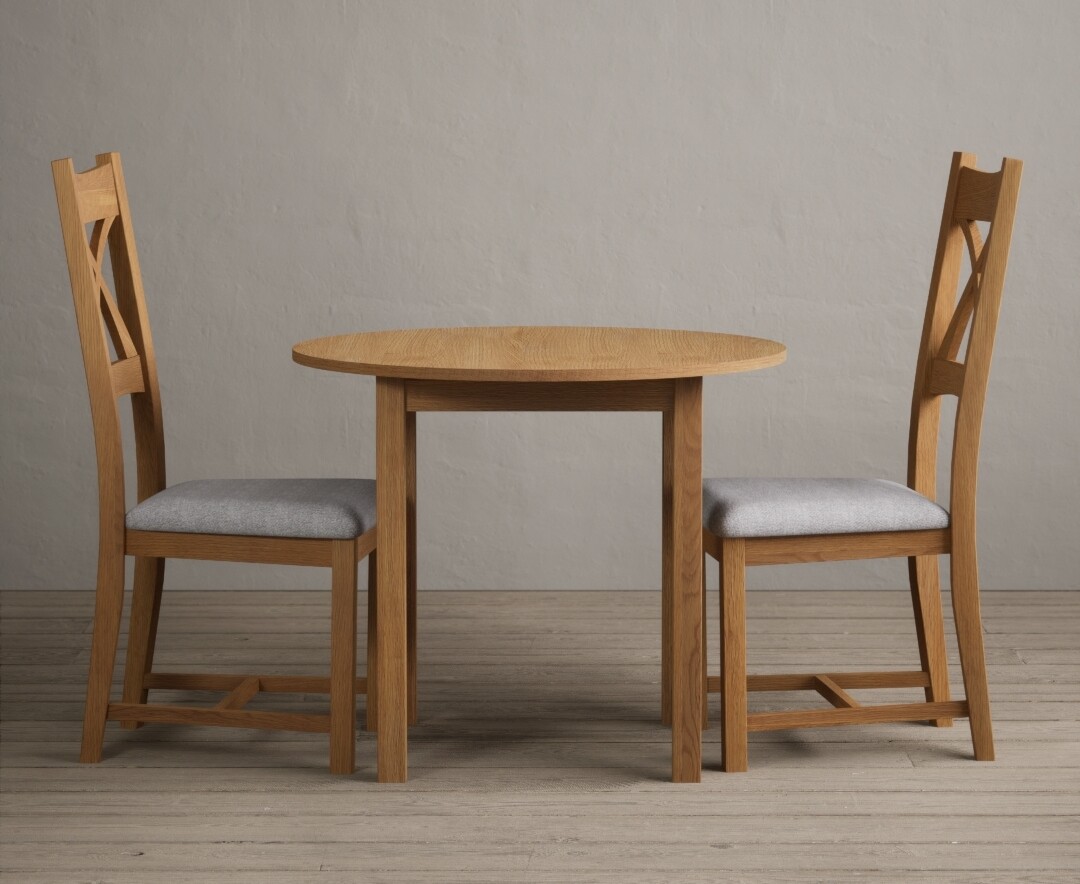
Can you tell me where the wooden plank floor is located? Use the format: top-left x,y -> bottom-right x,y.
2,588 -> 1078,882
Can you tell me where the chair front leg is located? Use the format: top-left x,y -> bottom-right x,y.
120,555 -> 165,729
701,550 -> 708,728
330,539 -> 359,774
719,538 -> 748,772
660,410 -> 674,726
406,409 -> 418,726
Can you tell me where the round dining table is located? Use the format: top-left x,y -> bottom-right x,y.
293,326 -> 786,782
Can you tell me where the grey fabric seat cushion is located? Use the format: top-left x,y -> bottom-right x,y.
702,478 -> 949,539
126,479 -> 376,540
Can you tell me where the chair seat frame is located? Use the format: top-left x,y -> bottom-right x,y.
104,529 -> 377,774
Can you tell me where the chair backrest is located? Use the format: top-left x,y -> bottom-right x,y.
52,152 -> 166,546
908,152 -> 1022,530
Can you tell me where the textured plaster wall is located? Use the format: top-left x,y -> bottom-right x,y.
1,1 -> 1078,591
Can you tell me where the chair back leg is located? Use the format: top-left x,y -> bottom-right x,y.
907,554 -> 953,726
950,541 -> 995,760
120,556 -> 165,728
80,546 -> 127,763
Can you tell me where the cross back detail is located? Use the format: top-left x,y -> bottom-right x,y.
53,151 -> 167,511
87,211 -> 140,363
939,216 -> 987,363
938,163 -> 1005,371
907,152 -> 1023,504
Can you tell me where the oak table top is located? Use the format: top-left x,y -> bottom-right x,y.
292,326 -> 786,382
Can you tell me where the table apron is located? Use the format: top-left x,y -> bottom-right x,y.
404,379 -> 676,412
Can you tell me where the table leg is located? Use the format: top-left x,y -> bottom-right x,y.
669,377 -> 703,783
376,377 -> 409,782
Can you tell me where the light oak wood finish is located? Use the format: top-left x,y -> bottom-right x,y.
330,539 -> 359,773
4,589 -> 1079,882
701,153 -> 1023,770
295,327 -> 785,782
52,153 -> 380,774
406,411 -> 420,726
366,552 -> 379,732
703,527 -> 951,565
910,553 -> 953,726
668,377 -> 704,781
406,379 -> 675,412
142,673 -> 367,693
706,672 -> 934,692
214,677 -> 261,711
375,377 -> 410,782
812,675 -> 861,710
294,326 -> 786,382
120,555 -> 163,728
660,411 -> 674,727
719,538 -> 748,772
126,529 -> 377,568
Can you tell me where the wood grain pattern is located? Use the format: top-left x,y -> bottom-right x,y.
104,152 -> 168,522
701,551 -> 709,728
107,703 -> 332,734
366,551 -> 379,732
214,677 -> 260,711
719,538 -> 747,772
743,529 -> 950,565
294,326 -> 786,382
52,153 -> 379,774
909,554 -> 953,726
948,156 -> 1023,761
406,411 -> 418,726
52,157 -> 129,764
953,166 -> 1004,222
78,546 -> 125,763
124,530 -> 377,567
143,673 -> 367,694
95,267 -> 139,361
701,153 -> 1023,771
329,540 -> 358,774
304,323 -> 783,782
376,377 -> 409,782
939,273 -> 980,362
119,555 -> 164,728
927,357 -> 966,397
813,675 -> 861,709
669,378 -> 703,782
660,411 -> 674,727
707,671 -> 932,693
908,151 -> 974,503
746,701 -> 969,732
74,162 -> 120,222
406,379 -> 676,411
110,355 -> 146,397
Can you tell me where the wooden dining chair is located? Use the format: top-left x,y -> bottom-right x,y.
51,151 -> 416,774
699,152 -> 1022,771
